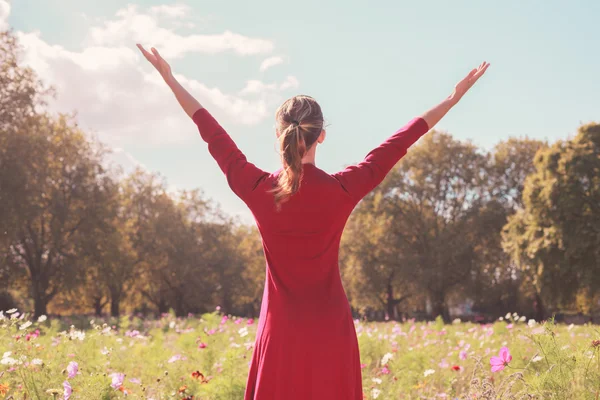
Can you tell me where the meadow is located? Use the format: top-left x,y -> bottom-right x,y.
1,309 -> 600,399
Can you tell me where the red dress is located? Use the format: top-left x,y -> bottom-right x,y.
192,109 -> 429,400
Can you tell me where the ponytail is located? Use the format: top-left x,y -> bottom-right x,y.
271,123 -> 306,207
271,95 -> 324,209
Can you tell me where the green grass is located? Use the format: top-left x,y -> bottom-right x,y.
2,310 -> 600,399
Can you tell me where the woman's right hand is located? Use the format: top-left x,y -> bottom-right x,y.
137,44 -> 173,83
451,61 -> 490,104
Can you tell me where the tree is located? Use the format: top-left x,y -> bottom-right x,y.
502,123 -> 600,319
6,114 -> 107,317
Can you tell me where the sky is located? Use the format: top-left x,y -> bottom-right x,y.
3,0 -> 599,223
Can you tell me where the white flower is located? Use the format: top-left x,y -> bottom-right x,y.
101,347 -> 111,355
528,319 -> 536,327
169,321 -> 176,329
1,357 -> 17,365
372,378 -> 382,384
20,321 -> 33,330
568,324 -> 575,331
519,316 -> 526,322
3,352 -> 11,358
238,327 -> 249,337
69,330 -> 86,341
499,317 -> 504,321
371,388 -> 382,399
37,315 -> 47,322
452,318 -> 461,324
532,355 -> 543,363
381,352 -> 393,365
424,369 -> 435,377
513,312 -> 519,318
6,308 -> 17,314
31,358 -> 43,365
505,313 -> 512,320
0,311 -> 5,320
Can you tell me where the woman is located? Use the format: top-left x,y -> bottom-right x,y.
137,44 -> 489,400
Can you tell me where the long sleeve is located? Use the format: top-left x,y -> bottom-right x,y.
192,108 -> 268,201
332,117 -> 429,203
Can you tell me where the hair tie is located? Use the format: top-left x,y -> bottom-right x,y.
291,120 -> 300,127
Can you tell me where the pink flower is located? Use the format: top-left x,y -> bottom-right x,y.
490,347 -> 512,372
438,359 -> 449,368
234,318 -> 242,325
110,373 -> 125,389
459,350 -> 468,360
198,342 -> 207,349
66,361 -> 78,378
63,381 -> 72,400
247,319 -> 254,325
220,316 -> 228,325
381,366 -> 390,374
506,324 -> 514,330
360,363 -> 366,369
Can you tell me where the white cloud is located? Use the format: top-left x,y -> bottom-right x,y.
259,56 -> 284,72
87,5 -> 274,59
0,0 -> 10,30
149,4 -> 190,18
13,4 -> 299,147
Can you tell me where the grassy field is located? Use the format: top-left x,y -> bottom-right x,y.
1,309 -> 600,399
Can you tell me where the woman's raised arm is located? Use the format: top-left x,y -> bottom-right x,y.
137,44 -> 267,201
333,62 -> 490,203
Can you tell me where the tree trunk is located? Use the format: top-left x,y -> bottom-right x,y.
110,290 -> 121,317
93,296 -> 104,316
533,292 -> 545,321
386,282 -> 395,321
33,294 -> 47,318
430,291 -> 450,323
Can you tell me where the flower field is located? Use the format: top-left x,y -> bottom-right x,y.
1,309 -> 600,399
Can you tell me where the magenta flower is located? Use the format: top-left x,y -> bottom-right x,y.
381,366 -> 390,374
247,319 -> 254,325
110,373 -> 125,389
198,342 -> 207,349
490,347 -> 512,372
63,381 -> 72,400
66,361 -> 78,378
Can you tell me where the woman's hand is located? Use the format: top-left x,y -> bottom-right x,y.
137,44 -> 173,83
451,61 -> 490,104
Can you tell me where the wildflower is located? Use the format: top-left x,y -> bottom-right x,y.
451,365 -> 461,371
360,363 -> 366,369
129,378 -> 141,385
372,378 -> 382,384
168,354 -> 186,363
6,308 -> 17,314
110,373 -> 125,389
505,313 -> 511,320
459,350 -> 468,360
178,385 -> 188,393
67,361 -> 78,378
528,319 -> 536,328
19,321 -> 33,330
592,340 -> 600,348
438,359 -> 449,368
63,381 -> 72,400
198,342 -> 207,349
381,366 -> 390,374
506,324 -> 513,330
424,369 -> 435,377
247,318 -> 254,325
490,347 -> 512,372
532,355 -> 543,363
518,316 -> 526,322
238,327 -> 249,337
381,352 -> 393,365
31,358 -> 43,365
371,388 -> 381,399
0,383 -> 8,395
220,315 -> 228,325
38,315 -> 47,322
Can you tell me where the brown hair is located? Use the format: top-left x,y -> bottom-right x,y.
271,95 -> 324,208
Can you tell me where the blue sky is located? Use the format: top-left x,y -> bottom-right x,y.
5,0 -> 599,222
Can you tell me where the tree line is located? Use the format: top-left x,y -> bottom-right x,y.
1,30 -> 598,322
